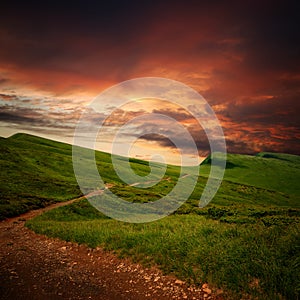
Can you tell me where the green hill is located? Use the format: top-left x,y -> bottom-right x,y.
200,152 -> 300,196
1,133 -> 299,219
0,133 -> 178,219
0,133 -> 300,218
0,133 -> 81,218
2,133 -> 299,299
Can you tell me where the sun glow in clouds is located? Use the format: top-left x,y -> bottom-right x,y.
72,77 -> 226,223
94,97 -> 205,166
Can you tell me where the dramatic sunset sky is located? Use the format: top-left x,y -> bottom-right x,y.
1,1 -> 299,162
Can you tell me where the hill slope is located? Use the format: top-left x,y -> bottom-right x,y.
200,152 -> 300,196
0,133 -> 177,219
1,133 -> 299,298
1,133 -> 299,219
0,133 -> 81,218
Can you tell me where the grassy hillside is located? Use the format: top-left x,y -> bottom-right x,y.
2,133 -> 300,298
0,133 -> 81,218
200,152 -> 300,196
2,133 -> 299,220
0,133 -> 178,219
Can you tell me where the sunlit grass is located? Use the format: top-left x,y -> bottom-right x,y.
27,200 -> 300,299
2,133 -> 300,298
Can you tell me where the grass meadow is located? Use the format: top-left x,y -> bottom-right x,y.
1,133 -> 300,299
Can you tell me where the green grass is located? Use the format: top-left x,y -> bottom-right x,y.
2,133 -> 298,221
27,200 -> 300,299
2,133 -> 300,298
0,133 -> 179,219
0,134 -> 82,218
201,152 -> 300,196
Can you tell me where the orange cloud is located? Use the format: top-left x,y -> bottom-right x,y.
0,1 -> 299,155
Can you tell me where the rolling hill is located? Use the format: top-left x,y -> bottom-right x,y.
1,133 -> 299,219
200,152 -> 300,196
0,133 -> 178,219
1,133 -> 300,299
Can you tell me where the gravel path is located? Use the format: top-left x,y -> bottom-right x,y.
0,198 -> 223,300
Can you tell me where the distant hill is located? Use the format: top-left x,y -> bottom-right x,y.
200,152 -> 300,196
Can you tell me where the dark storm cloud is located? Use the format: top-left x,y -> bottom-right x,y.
0,105 -> 70,129
0,93 -> 15,101
225,139 -> 254,155
1,0 -> 298,76
129,119 -> 210,155
152,108 -> 192,122
0,1 -> 153,79
238,5 -> 300,73
138,130 -> 211,156
225,127 -> 300,155
0,111 -> 37,124
219,94 -> 300,128
140,133 -> 175,149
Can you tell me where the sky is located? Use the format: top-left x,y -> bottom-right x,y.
0,0 -> 299,164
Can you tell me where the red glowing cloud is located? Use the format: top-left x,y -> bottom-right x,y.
0,1 -> 299,155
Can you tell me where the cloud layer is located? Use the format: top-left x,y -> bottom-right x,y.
0,0 -> 299,156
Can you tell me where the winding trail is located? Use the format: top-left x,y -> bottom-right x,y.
0,185 -> 222,300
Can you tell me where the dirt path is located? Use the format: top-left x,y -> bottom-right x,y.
0,190 -> 222,300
